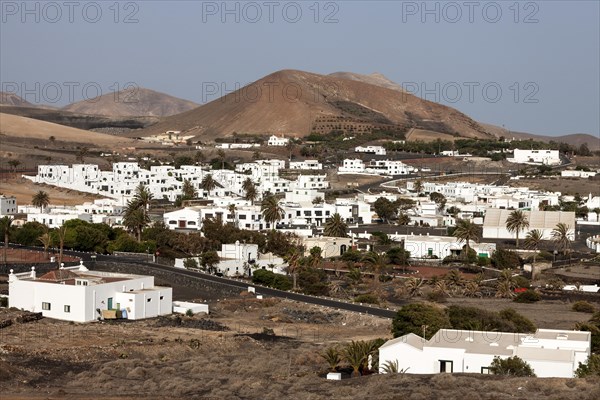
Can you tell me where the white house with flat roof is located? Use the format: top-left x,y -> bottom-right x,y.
289,160 -> 323,170
508,149 -> 561,165
379,328 -> 591,378
8,263 -> 172,323
401,234 -> 496,259
355,145 -> 386,155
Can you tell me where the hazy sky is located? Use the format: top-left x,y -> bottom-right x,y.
1,0 -> 599,136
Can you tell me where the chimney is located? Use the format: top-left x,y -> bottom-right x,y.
8,269 -> 15,283
30,267 -> 36,279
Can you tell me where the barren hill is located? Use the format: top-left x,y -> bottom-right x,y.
62,87 -> 198,117
329,72 -> 406,93
0,113 -> 137,146
0,92 -> 35,107
481,123 -> 600,151
138,69 -> 492,140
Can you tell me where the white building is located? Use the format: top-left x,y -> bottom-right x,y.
267,135 -> 290,146
0,195 -> 17,216
289,160 -> 323,170
561,170 -> 597,179
401,234 -> 496,259
508,149 -> 561,165
26,211 -> 92,229
483,209 -> 576,241
8,263 -> 172,323
379,328 -> 591,378
355,145 -> 386,155
339,159 -> 414,176
302,236 -> 353,258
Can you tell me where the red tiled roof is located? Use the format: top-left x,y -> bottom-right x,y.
38,269 -> 80,282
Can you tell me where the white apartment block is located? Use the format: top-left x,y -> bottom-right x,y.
0,195 -> 17,216
267,135 -> 290,146
355,145 -> 386,155
339,159 -> 414,176
379,328 -> 591,378
8,263 -> 172,323
508,149 -> 561,165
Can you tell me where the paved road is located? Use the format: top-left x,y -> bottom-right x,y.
7,244 -> 399,319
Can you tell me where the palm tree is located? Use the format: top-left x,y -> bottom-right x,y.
56,225 -> 67,266
217,149 -> 226,169
463,281 -> 482,298
381,360 -> 400,374
228,203 -> 237,225
284,247 -> 301,290
524,229 -> 543,280
76,146 -> 89,163
506,210 -> 530,248
362,252 -> 389,287
261,195 -> 284,228
132,183 -> 153,212
323,213 -> 348,237
123,204 -> 149,242
495,280 -> 515,299
200,174 -> 217,195
320,346 -> 341,372
242,178 -> 258,204
551,223 -> 572,257
32,190 -> 50,213
405,277 -> 424,298
38,230 -> 53,260
452,219 -> 481,262
0,216 -> 13,264
342,341 -> 369,377
312,196 -> 324,205
181,179 -> 197,200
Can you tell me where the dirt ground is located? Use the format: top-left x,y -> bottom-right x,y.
0,248 -> 80,264
1,298 -> 599,400
0,175 -> 102,206
508,177 -> 600,196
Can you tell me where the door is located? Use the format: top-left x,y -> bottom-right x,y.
439,360 -> 453,373
107,298 -> 113,310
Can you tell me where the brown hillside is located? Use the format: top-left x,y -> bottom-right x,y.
137,70 -> 492,140
329,71 -> 406,93
0,113 -> 137,146
0,92 -> 35,107
62,87 -> 198,117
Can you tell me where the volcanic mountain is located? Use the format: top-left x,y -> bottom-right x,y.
62,87 -> 199,117
137,69 -> 492,140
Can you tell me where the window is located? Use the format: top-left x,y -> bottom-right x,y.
64,305 -> 71,313
42,302 -> 51,310
481,367 -> 491,374
147,298 -> 152,302
160,296 -> 164,300
439,360 -> 453,373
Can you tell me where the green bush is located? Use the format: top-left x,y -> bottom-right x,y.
391,303 -> 451,339
491,249 -> 521,269
426,290 -> 447,303
252,269 -> 276,286
271,274 -> 293,291
513,276 -> 531,289
499,308 -> 536,333
572,301 -> 596,313
446,306 -> 536,333
489,356 -> 536,377
575,354 -> 600,377
354,294 -> 379,304
0,297 -> 8,307
514,289 -> 541,303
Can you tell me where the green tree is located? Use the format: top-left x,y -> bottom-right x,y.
362,251 -> 389,287
8,159 -> 21,172
413,179 -> 424,195
183,258 -> 199,270
31,190 -> 50,213
261,195 -> 284,228
56,225 -> 67,265
38,230 -> 53,259
284,247 -> 302,290
391,303 -> 451,339
452,219 -> 481,262
524,229 -> 543,280
575,354 -> 600,377
489,356 -> 535,377
323,213 -> 348,237
506,210 -> 530,248
373,197 -> 397,223
200,251 -> 220,273
123,203 -> 149,242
